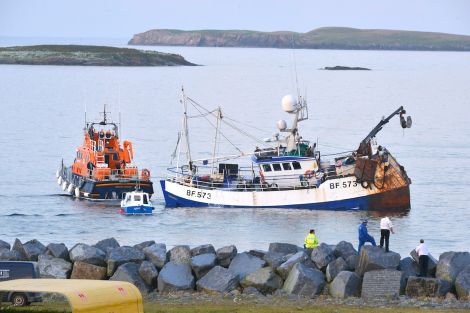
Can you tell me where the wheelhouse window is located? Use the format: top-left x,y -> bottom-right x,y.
262,164 -> 272,172
143,194 -> 148,204
272,163 -> 282,171
292,161 -> 302,170
282,163 -> 292,170
134,195 -> 141,201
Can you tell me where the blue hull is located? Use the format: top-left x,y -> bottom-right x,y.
160,180 -> 410,211
120,205 -> 154,215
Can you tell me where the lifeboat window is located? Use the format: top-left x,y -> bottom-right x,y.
262,164 -> 272,172
272,163 -> 282,171
143,194 -> 148,204
282,163 -> 292,170
292,161 -> 302,170
112,154 -> 118,160
134,195 -> 141,202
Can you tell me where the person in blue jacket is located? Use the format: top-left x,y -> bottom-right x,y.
358,219 -> 376,252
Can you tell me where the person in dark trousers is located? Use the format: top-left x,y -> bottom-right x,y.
358,219 -> 376,252
415,239 -> 429,277
379,216 -> 394,252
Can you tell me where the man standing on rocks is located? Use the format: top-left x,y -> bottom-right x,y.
304,229 -> 319,251
379,216 -> 394,252
415,239 -> 429,277
358,219 -> 376,252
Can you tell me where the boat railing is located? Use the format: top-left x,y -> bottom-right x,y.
88,169 -> 150,181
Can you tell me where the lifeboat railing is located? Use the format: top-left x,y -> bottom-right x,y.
88,169 -> 151,181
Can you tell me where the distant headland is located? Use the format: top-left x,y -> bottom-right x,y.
0,45 -> 196,66
128,27 -> 470,51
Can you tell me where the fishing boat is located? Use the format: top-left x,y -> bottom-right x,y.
119,190 -> 154,215
160,90 -> 412,210
56,106 -> 153,200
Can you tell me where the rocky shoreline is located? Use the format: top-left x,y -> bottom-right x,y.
1,238 -> 469,308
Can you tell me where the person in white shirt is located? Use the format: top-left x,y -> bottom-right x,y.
415,239 -> 429,277
379,216 -> 394,252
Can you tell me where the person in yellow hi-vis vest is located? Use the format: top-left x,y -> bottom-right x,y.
304,229 -> 319,249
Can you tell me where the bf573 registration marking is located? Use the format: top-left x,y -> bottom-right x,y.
330,180 -> 358,189
187,190 -> 212,199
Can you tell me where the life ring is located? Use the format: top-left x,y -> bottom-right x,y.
304,170 -> 315,179
141,169 -> 151,180
361,181 -> 370,188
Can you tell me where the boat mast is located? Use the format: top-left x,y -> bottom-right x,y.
181,87 -> 192,167
211,107 -> 222,174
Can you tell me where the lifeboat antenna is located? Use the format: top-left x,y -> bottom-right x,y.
100,104 -> 108,125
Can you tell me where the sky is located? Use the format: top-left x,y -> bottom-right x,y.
1,0 -> 469,38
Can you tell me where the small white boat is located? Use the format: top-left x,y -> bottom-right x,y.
120,190 -> 154,215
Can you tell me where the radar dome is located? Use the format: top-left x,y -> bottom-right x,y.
277,119 -> 287,130
281,95 -> 298,113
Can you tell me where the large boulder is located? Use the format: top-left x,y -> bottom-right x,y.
110,262 -> 151,294
399,257 -> 419,293
268,243 -> 299,255
249,250 -> 267,259
0,240 -> 10,250
310,243 -> 335,271
436,252 -> 470,284
263,252 -> 289,269
228,252 -> 266,280
168,245 -> 191,264
46,243 -> 69,261
94,238 -> 120,254
333,241 -> 358,259
157,261 -> 195,293
70,261 -> 107,280
329,271 -> 361,298
12,238 -> 27,260
276,251 -> 308,280
138,260 -> 159,287
410,249 -> 437,276
0,249 -> 23,261
22,239 -> 47,261
216,245 -> 237,267
240,267 -> 283,294
190,253 -> 217,279
283,263 -> 326,297
190,244 -> 216,257
143,243 -> 167,270
69,243 -> 106,266
38,254 -> 72,279
134,240 -> 155,251
107,246 -> 145,276
455,265 -> 470,299
361,269 -> 401,299
405,276 -> 451,298
326,257 -> 348,282
355,246 -> 400,276
196,266 -> 239,294
345,255 -> 359,271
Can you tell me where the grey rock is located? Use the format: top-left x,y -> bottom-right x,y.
196,265 -> 239,294
268,242 -> 299,255
455,264 -> 470,299
143,243 -> 167,270
168,245 -> 191,264
242,286 -> 263,296
276,251 -> 308,280
0,240 -> 10,250
405,276 -> 451,298
0,249 -> 23,261
190,244 -> 215,257
107,246 -> 145,276
38,254 -> 72,279
46,243 -> 69,261
329,271 -> 361,298
333,241 -> 357,259
138,260 -> 159,287
69,243 -> 106,266
399,257 -> 419,293
157,261 -> 195,293
12,238 -> 27,260
249,250 -> 267,259
445,291 -> 457,300
410,249 -> 437,276
345,255 -> 359,271
70,261 -> 107,280
263,252 -> 289,269
22,239 -> 47,261
240,267 -> 283,294
216,245 -> 237,267
355,246 -> 400,277
283,263 -> 326,297
110,262 -> 151,294
361,269 -> 401,299
310,243 -> 335,272
228,252 -> 266,280
94,237 -> 120,254
190,253 -> 217,279
134,240 -> 156,251
436,251 -> 470,284
326,257 -> 348,283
